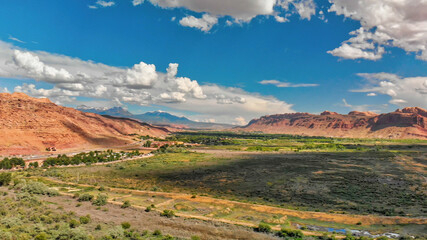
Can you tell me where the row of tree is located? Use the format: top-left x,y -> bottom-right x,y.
42,150 -> 143,167
0,157 -> 25,169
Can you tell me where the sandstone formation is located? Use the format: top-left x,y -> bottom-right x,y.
237,107 -> 427,139
0,93 -> 169,155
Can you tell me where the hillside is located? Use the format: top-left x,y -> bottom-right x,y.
0,93 -> 168,155
236,108 -> 427,139
77,107 -> 234,130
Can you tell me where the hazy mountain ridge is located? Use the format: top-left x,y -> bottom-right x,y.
77,107 -> 234,130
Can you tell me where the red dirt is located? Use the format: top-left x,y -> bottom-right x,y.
0,93 -> 169,156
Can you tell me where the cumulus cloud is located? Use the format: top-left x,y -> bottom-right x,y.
328,0 -> 427,61
137,0 -> 316,31
12,50 -> 74,83
366,93 -> 376,97
179,14 -> 218,32
259,79 -> 319,87
115,62 -> 158,89
351,73 -> 427,108
0,40 -> 294,124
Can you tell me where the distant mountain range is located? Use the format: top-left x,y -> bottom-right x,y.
77,106 -> 234,130
236,108 -> 427,139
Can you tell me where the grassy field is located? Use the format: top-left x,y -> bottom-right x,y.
39,146 -> 426,217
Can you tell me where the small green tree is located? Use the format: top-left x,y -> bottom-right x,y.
92,194 -> 108,206
0,173 -> 12,186
256,222 -> 272,233
78,193 -> 94,202
121,200 -> 131,209
160,210 -> 175,218
79,215 -> 91,224
121,222 -> 131,229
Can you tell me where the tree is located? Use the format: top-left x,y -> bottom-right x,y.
0,173 -> 12,186
92,194 -> 108,206
255,222 -> 272,233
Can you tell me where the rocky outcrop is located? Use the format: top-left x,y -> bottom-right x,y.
237,108 -> 427,139
0,93 -> 169,155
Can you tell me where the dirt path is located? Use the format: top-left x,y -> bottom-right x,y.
42,177 -> 427,226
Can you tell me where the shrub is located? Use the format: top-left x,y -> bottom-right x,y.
17,181 -> 59,196
153,230 -> 162,236
191,236 -> 201,240
34,233 -> 48,240
92,194 -> 108,206
95,224 -> 102,230
78,193 -> 94,202
121,222 -> 131,229
255,222 -> 272,233
145,206 -> 152,212
160,210 -> 175,218
69,219 -> 80,228
79,215 -> 91,224
121,200 -> 131,209
277,228 -> 304,238
0,173 -> 12,186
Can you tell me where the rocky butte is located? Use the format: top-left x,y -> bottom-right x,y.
237,107 -> 427,139
0,93 -> 168,155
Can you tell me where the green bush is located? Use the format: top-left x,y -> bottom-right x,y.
95,224 -> 102,230
145,206 -> 152,212
92,194 -> 108,206
15,181 -> 58,196
121,200 -> 131,209
255,222 -> 272,233
121,222 -> 131,229
69,219 -> 80,228
277,228 -> 304,238
160,209 -> 175,218
0,173 -> 12,186
34,232 -> 48,240
79,215 -> 90,224
153,230 -> 162,236
78,193 -> 94,202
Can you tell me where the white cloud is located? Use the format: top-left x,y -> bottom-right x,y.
328,0 -> 427,61
138,0 -> 316,31
89,0 -> 115,9
0,87 -> 9,93
115,61 -> 158,89
0,40 -> 294,124
366,93 -> 376,97
233,116 -> 247,126
8,35 -> 25,44
260,79 -> 319,87
179,14 -> 218,32
274,15 -> 288,23
351,73 -> 427,108
96,1 -> 115,7
132,0 -> 144,6
12,50 -> 74,83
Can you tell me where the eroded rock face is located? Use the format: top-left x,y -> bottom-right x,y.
0,93 -> 169,155
238,108 -> 427,139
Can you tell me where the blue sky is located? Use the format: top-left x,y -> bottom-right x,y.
0,0 -> 426,124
